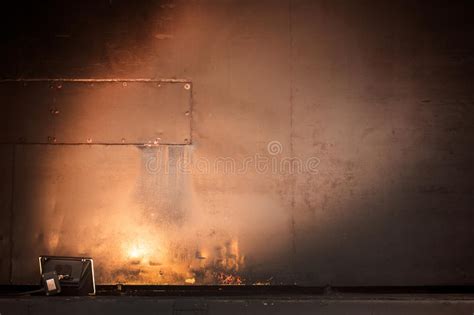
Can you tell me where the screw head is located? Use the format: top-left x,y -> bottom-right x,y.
184,83 -> 191,90
122,82 -> 128,87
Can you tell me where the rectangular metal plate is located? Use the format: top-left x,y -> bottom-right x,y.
0,81 -> 191,144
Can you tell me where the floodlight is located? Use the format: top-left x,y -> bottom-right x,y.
39,256 -> 96,296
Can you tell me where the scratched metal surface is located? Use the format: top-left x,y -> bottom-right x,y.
10,144 -> 192,284
0,146 -> 13,283
0,0 -> 474,286
0,81 -> 191,144
0,83 -> 54,143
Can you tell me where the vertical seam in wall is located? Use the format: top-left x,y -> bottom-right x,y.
289,0 -> 297,258
8,144 -> 16,284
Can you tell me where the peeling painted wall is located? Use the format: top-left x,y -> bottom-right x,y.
0,0 -> 473,285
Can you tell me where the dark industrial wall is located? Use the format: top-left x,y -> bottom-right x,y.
0,0 -> 473,285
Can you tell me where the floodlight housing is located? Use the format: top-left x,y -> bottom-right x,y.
39,256 -> 96,296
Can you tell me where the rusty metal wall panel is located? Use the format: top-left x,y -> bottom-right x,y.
0,145 -> 13,284
0,83 -> 54,143
10,144 -> 143,284
289,1 -> 474,286
0,81 -> 191,145
0,1 -> 190,79
2,0 -> 474,287
11,144 -> 194,284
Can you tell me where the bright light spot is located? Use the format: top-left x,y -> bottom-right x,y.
127,242 -> 150,260
122,234 -> 164,269
185,277 -> 196,284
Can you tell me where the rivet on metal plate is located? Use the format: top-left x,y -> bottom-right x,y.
184,83 -> 191,90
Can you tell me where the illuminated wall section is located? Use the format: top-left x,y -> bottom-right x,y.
0,0 -> 473,286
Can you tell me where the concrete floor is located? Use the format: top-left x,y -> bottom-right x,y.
1,295 -> 474,315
